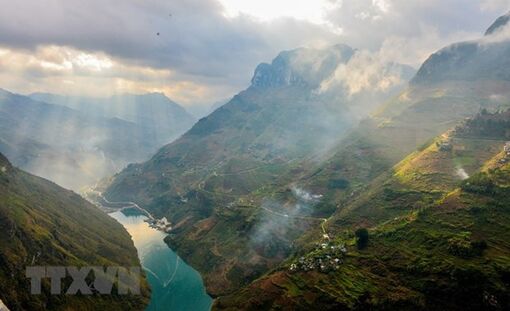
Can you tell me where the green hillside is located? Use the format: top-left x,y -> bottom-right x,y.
214,111 -> 510,310
0,153 -> 150,310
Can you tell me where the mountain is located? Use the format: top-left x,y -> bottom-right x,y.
207,17 -> 510,309
413,11 -> 510,85
411,40 -> 510,84
0,90 -> 194,191
29,92 -> 195,146
107,16 -> 510,305
185,99 -> 230,119
101,44 -> 414,295
0,152 -> 149,310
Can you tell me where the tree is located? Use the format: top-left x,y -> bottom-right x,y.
355,228 -> 369,250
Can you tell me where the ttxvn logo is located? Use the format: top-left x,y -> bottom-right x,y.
26,266 -> 141,295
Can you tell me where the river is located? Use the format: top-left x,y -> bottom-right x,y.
109,211 -> 212,311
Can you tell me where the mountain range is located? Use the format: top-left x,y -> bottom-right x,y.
0,90 -> 195,191
1,8 -> 510,311
100,44 -> 416,293
99,11 -> 510,310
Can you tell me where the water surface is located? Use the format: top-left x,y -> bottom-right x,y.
110,211 -> 212,311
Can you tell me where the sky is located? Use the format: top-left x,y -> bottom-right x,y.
0,0 -> 508,112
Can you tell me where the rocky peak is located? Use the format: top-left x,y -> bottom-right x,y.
485,11 -> 510,36
251,44 -> 355,89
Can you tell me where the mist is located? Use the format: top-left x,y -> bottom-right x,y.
0,89 -> 195,191
250,186 -> 324,257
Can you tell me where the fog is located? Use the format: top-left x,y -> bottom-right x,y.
250,186 -> 324,257
0,89 -> 195,191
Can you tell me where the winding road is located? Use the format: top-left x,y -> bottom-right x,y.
91,191 -> 156,221
259,204 -> 328,235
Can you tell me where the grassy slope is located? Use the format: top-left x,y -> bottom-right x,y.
0,153 -> 149,310
214,114 -> 510,310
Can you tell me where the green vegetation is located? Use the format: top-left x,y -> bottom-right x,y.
461,172 -> 497,195
328,178 -> 350,189
454,109 -> 510,139
0,153 -> 149,310
213,108 -> 510,310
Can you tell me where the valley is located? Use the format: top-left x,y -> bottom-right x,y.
1,4 -> 510,311
100,12 -> 510,309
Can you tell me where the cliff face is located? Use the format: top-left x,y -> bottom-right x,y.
251,44 -> 355,89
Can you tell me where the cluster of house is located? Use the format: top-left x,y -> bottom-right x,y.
146,217 -> 172,232
498,142 -> 510,164
289,241 -> 347,273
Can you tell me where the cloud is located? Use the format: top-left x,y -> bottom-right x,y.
324,0 -> 505,66
319,50 -> 411,96
0,0 -> 507,105
481,0 -> 510,12
0,1 -> 339,86
0,45 -> 230,105
250,187 -> 323,256
0,0 -> 346,105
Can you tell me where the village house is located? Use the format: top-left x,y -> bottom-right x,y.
289,241 -> 348,273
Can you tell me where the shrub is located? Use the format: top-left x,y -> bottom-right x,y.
461,173 -> 496,195
355,228 -> 369,250
447,237 -> 473,258
328,179 -> 350,189
447,237 -> 488,258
